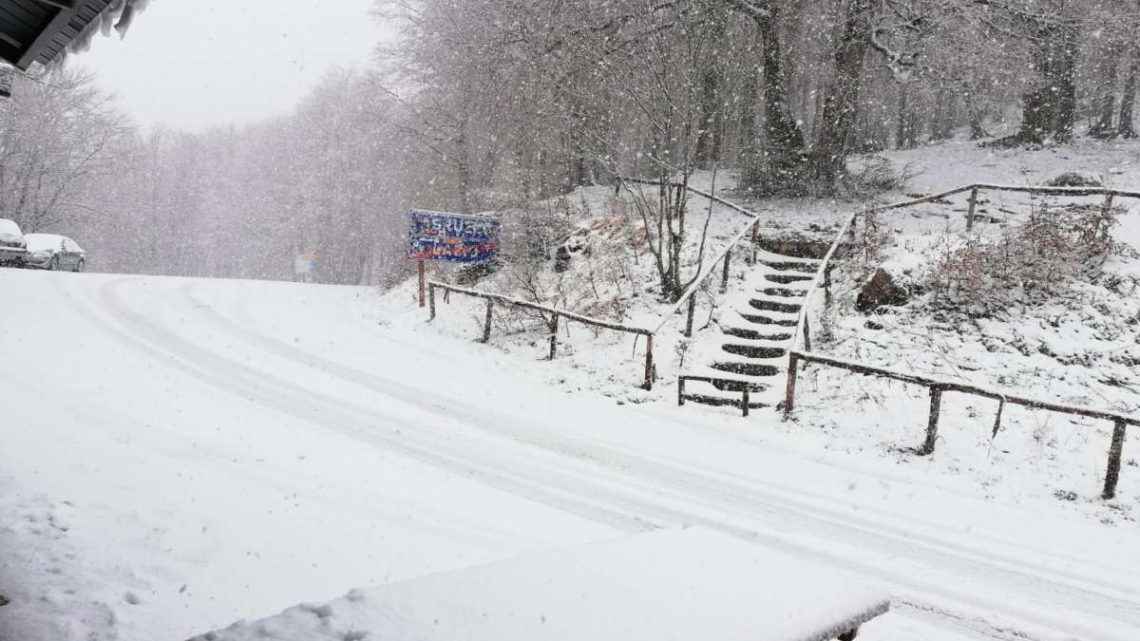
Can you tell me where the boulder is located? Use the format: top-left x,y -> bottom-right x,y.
856,268 -> 908,312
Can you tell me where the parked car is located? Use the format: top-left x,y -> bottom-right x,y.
24,233 -> 86,272
0,218 -> 27,267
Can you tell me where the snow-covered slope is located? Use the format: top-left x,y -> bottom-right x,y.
3,268 -> 1140,641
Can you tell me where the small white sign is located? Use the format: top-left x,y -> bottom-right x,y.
295,252 -> 318,275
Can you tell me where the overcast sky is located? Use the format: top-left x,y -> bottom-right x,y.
77,0 -> 384,131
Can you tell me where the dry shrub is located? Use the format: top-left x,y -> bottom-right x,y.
928,203 -> 1118,312
846,156 -> 921,196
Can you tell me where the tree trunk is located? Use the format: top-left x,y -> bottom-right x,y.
695,9 -> 728,169
998,23 -> 1078,146
1089,45 -> 1120,139
810,0 -> 871,194
929,87 -> 956,142
896,82 -> 918,149
968,100 -> 988,140
741,4 -> 810,195
1119,50 -> 1138,139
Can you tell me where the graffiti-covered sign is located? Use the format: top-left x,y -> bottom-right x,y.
408,210 -> 500,264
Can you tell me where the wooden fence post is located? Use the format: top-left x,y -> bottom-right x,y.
966,186 -> 979,231
803,317 -> 813,353
1103,419 -> 1127,500
783,353 -> 799,417
549,314 -> 559,360
684,294 -> 696,338
751,221 -> 759,265
417,260 -> 426,308
742,388 -> 750,417
428,284 -> 436,321
824,265 -> 833,308
720,250 -> 732,293
1102,192 -> 1116,217
644,335 -> 655,391
481,299 -> 493,343
678,377 -> 686,406
921,386 -> 943,455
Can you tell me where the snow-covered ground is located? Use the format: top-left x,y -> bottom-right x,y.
3,266 -> 1140,641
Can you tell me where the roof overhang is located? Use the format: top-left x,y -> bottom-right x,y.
0,0 -> 140,71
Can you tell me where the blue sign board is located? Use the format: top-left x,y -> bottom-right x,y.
408,210 -> 500,264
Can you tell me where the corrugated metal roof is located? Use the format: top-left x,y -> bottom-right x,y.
0,0 -> 116,70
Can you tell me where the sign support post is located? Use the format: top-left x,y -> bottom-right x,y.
418,260 -> 426,308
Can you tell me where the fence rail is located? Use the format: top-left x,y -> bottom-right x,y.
428,177 -> 764,391
785,181 -> 1140,499
427,280 -> 657,389
784,349 -> 1135,499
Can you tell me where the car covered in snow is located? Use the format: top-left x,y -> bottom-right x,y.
24,233 -> 86,272
0,218 -> 27,267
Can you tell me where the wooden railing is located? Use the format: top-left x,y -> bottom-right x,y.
428,178 -> 764,391
785,350 -> 1136,499
677,375 -> 752,417
427,281 -> 656,389
614,176 -> 763,337
784,182 -> 1140,499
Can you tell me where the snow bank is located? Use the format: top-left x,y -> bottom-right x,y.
193,528 -> 889,641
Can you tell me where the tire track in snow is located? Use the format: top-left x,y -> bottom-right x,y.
169,279 -> 1140,641
57,276 -> 664,536
74,276 -> 1140,641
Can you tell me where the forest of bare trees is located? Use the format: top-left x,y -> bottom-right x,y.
1,0 -> 1138,285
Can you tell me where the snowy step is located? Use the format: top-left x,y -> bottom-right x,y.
748,299 -> 802,314
679,379 -> 770,411
760,287 -> 807,298
722,326 -> 793,342
760,260 -> 819,273
736,312 -> 799,327
765,273 -> 814,285
722,343 -> 787,360
685,366 -> 772,391
711,361 -> 782,377
754,248 -> 820,265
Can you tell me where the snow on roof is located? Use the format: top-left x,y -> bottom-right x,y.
192,528 -> 891,641
0,0 -> 152,71
24,233 -> 76,251
0,218 -> 19,236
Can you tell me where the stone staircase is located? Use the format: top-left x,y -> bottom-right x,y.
679,248 -> 821,413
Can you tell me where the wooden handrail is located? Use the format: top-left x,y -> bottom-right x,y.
970,184 -> 1140,200
791,349 -> 1139,426
612,176 -> 762,336
786,349 -> 1135,499
428,281 -> 652,336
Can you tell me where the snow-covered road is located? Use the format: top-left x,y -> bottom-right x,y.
2,270 -> 1138,640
